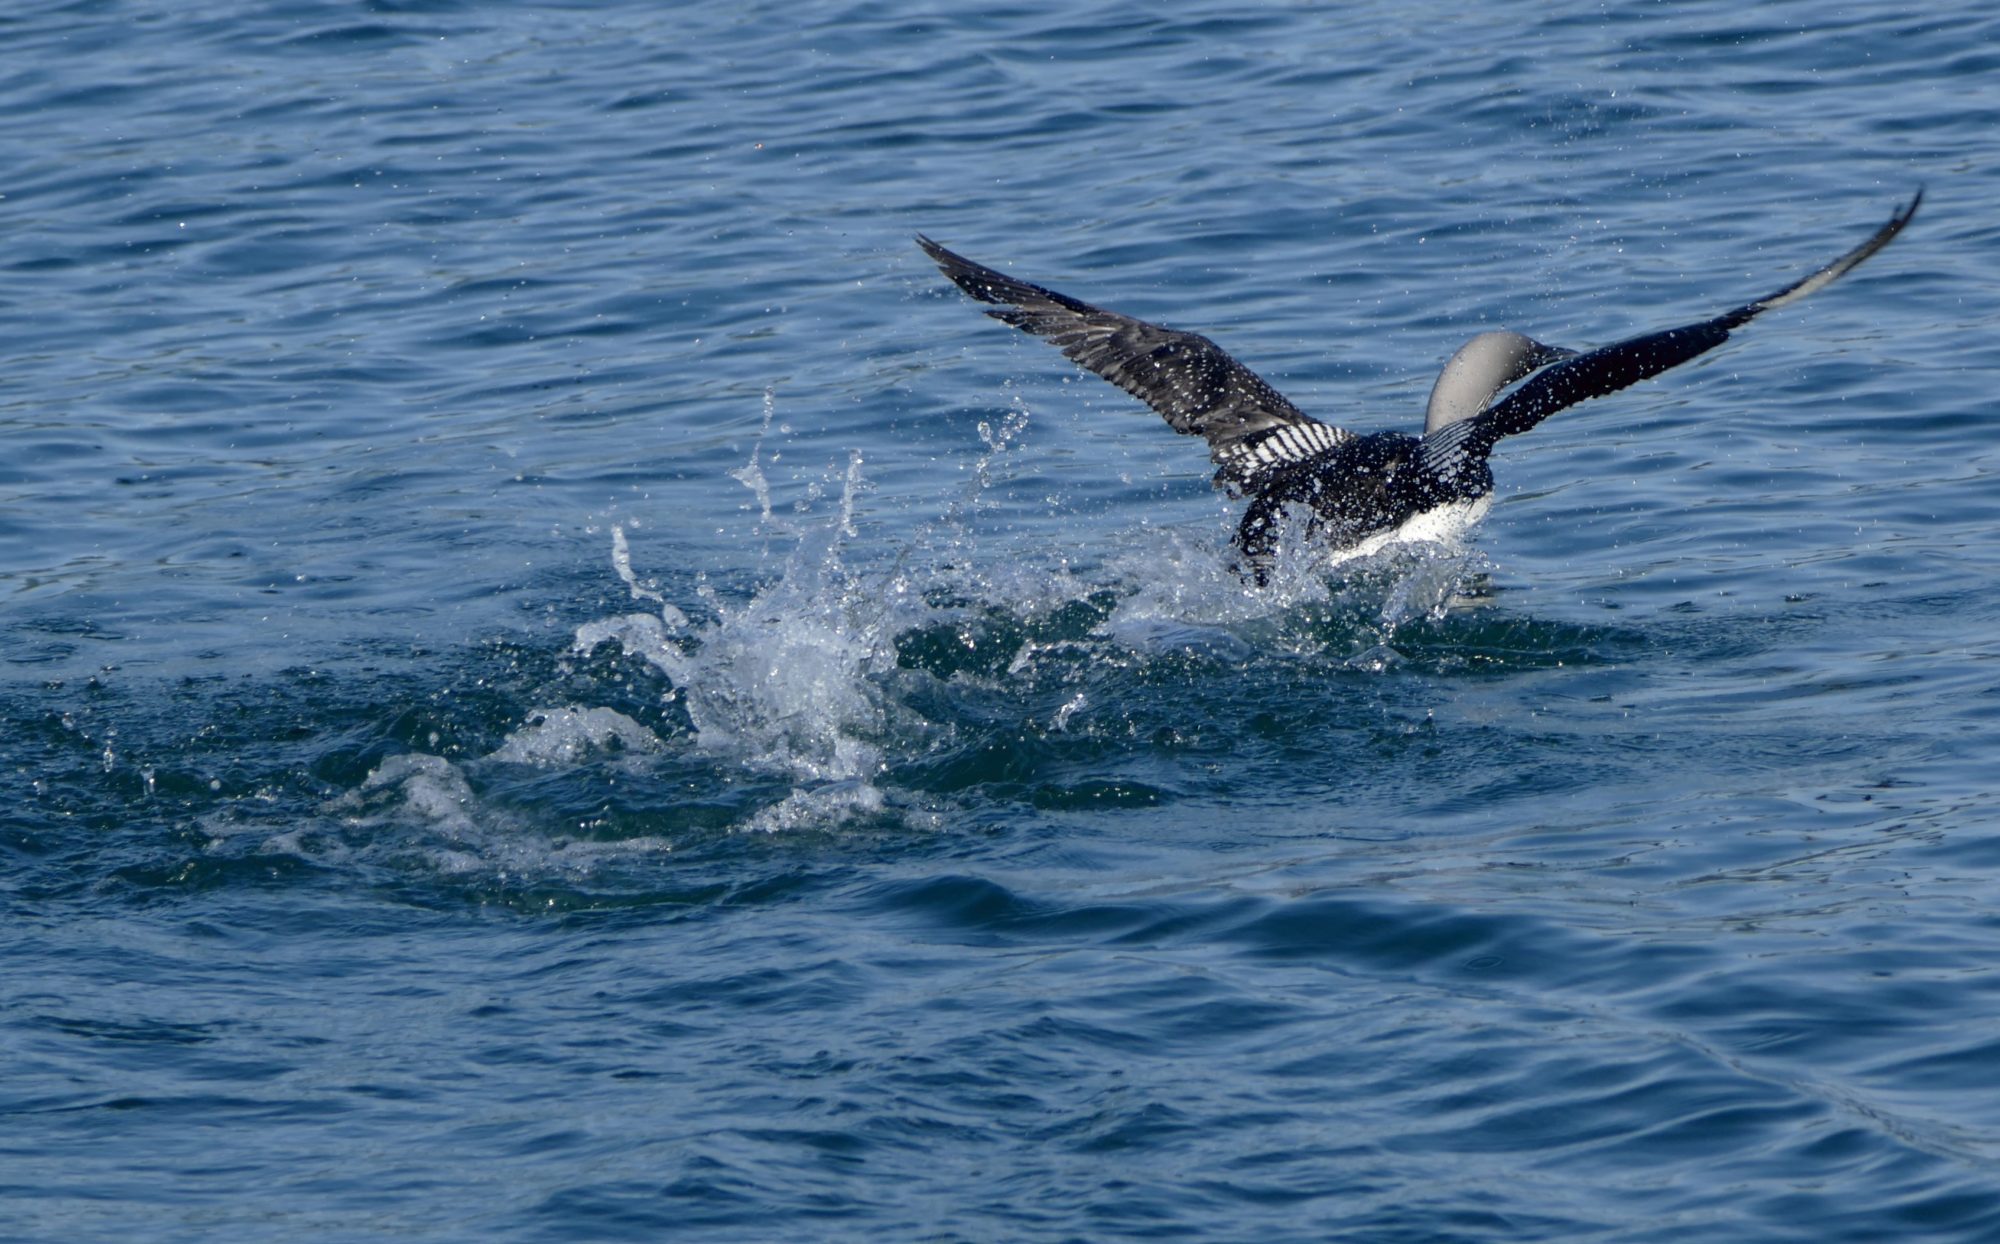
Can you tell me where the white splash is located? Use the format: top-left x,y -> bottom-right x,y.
610,525 -> 687,627
1090,500 -> 1486,659
566,387 -> 1483,834
581,430 -> 911,831
360,753 -> 480,839
485,706 -> 663,767
726,387 -> 780,527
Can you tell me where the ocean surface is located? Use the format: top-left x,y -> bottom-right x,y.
5,2 -> 1998,1240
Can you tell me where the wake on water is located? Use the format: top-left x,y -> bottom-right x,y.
349,391 -> 1492,859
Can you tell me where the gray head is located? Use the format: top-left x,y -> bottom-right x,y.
1423,331 -> 1576,434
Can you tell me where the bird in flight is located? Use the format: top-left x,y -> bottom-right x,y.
919,192 -> 1920,575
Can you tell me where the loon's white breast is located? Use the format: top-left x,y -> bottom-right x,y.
1324,495 -> 1495,568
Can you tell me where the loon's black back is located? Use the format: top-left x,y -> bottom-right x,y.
1233,431 -> 1475,563
918,193 -> 1919,570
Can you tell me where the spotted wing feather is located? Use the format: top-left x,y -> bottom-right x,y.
918,235 -> 1351,465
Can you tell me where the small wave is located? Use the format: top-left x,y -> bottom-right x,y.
307,715 -> 677,882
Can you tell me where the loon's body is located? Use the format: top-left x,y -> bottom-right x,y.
919,193 -> 1919,571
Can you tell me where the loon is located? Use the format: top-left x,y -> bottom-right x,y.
918,192 -> 1920,572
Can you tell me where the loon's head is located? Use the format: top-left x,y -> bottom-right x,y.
1423,331 -> 1576,434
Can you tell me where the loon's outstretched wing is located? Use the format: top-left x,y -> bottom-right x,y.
918,236 -> 1351,474
1417,190 -> 1922,483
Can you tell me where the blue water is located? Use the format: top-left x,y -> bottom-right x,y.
6,1 -> 1999,1239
